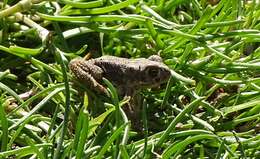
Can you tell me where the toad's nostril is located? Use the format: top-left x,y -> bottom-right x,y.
155,77 -> 161,83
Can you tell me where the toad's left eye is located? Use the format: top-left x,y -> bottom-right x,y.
146,67 -> 160,77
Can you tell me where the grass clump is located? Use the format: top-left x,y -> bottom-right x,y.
0,0 -> 260,158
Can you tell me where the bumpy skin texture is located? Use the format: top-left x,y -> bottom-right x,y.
69,55 -> 171,94
69,55 -> 171,130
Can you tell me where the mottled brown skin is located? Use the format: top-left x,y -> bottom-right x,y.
69,55 -> 171,130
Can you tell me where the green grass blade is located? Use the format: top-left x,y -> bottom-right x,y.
156,97 -> 204,147
95,123 -> 127,159
0,97 -> 8,151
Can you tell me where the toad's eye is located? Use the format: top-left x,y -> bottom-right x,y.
146,67 -> 160,77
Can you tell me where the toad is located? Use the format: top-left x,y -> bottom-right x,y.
69,55 -> 171,130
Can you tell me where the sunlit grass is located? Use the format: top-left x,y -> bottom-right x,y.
0,0 -> 260,158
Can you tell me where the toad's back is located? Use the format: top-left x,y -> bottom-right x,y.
94,56 -> 168,87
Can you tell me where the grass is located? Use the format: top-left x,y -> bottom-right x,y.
0,0 -> 260,158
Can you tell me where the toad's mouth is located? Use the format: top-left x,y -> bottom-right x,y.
137,81 -> 163,88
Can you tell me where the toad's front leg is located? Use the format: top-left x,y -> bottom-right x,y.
122,88 -> 143,131
69,59 -> 108,95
